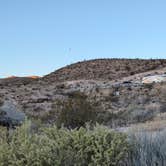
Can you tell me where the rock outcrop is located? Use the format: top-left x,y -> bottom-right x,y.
0,101 -> 25,128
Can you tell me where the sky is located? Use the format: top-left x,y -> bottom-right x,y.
1,0 -> 166,77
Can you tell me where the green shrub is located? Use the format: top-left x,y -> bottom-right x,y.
0,121 -> 52,166
0,122 -> 129,166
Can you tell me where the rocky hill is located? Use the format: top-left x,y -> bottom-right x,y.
43,59 -> 166,82
1,59 -> 166,129
0,76 -> 40,86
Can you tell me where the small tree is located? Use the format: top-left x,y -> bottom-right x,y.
56,92 -> 97,128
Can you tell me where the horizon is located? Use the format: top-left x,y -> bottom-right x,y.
1,58 -> 166,78
1,0 -> 166,77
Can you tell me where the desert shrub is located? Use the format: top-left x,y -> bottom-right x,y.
160,85 -> 166,102
97,111 -> 120,127
0,121 -> 52,166
160,103 -> 166,113
106,94 -> 119,102
123,130 -> 166,166
0,99 -> 4,106
34,91 -> 117,127
143,83 -> 153,90
55,92 -> 98,128
125,66 -> 131,71
119,105 -> 155,125
0,122 -> 129,166
0,126 -> 7,143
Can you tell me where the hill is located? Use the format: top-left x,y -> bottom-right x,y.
0,76 -> 40,86
43,59 -> 166,82
1,59 -> 166,129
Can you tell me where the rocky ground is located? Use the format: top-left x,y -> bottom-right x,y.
0,59 -> 166,129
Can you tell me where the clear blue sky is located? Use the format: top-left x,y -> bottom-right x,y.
1,0 -> 166,77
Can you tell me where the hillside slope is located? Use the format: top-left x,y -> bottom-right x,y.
0,76 -> 40,86
43,59 -> 166,82
0,59 -> 166,128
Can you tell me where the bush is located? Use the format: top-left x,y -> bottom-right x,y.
0,122 -> 129,166
0,99 -> 4,106
0,126 -> 7,143
124,130 -> 166,166
55,92 -> 98,128
119,105 -> 156,125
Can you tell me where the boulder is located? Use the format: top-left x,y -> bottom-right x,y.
142,75 -> 166,84
0,101 -> 25,128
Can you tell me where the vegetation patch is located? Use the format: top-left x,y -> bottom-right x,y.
0,121 -> 129,166
55,92 -> 98,128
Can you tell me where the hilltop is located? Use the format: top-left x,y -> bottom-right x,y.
43,59 -> 166,82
